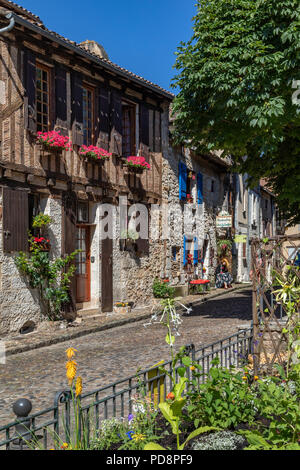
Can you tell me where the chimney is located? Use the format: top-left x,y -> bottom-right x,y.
79,40 -> 109,60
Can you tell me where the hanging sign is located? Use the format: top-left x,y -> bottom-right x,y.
234,235 -> 247,243
216,211 -> 232,228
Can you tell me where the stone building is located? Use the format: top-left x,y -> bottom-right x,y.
0,1 -> 173,335
161,137 -> 233,292
234,176 -> 277,283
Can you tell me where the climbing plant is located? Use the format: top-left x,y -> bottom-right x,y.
15,215 -> 79,321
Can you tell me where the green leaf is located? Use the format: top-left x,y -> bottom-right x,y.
179,426 -> 220,450
144,443 -> 166,451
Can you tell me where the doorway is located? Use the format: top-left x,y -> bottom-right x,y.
75,225 -> 91,303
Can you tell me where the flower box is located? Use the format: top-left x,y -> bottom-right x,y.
123,156 -> 151,173
113,302 -> 131,314
79,145 -> 112,162
37,130 -> 72,152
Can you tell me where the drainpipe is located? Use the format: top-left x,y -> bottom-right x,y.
0,11 -> 15,34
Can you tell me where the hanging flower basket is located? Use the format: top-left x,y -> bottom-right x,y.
79,145 -> 112,162
124,156 -> 151,173
37,130 -> 72,152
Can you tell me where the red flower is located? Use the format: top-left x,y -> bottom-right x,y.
167,392 -> 175,400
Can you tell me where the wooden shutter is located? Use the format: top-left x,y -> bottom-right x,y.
55,65 -> 68,136
97,86 -> 110,151
24,49 -> 36,133
109,89 -> 122,156
62,191 -> 77,313
149,109 -> 154,151
139,103 -> 150,162
197,172 -> 203,204
154,110 -> 161,152
71,73 -> 83,146
179,162 -> 187,200
3,187 -> 29,252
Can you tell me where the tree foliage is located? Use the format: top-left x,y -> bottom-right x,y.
172,0 -> 300,224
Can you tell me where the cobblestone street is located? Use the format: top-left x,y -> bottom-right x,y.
0,287 -> 252,424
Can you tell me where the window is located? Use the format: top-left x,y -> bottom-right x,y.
36,63 -> 50,132
28,194 -> 40,235
122,101 -> 136,157
77,201 -> 89,223
82,84 -> 94,146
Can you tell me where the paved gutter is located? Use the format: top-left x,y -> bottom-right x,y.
3,283 -> 251,357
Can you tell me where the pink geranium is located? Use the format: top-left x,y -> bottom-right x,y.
125,156 -> 151,170
79,145 -> 112,161
37,130 -> 72,151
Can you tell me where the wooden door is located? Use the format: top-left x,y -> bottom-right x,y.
75,226 -> 91,303
101,237 -> 113,312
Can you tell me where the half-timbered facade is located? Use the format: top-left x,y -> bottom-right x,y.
0,1 -> 173,335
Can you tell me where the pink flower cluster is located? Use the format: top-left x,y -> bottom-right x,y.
125,156 -> 151,170
79,145 -> 112,161
37,131 -> 72,151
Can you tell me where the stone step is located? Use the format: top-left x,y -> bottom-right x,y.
77,308 -> 101,318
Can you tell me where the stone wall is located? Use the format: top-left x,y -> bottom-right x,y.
161,126 -> 229,286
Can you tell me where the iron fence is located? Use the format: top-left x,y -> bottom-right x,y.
0,327 -> 253,450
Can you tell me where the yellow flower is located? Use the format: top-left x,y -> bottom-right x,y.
66,360 -> 77,384
254,376 -> 259,381
66,347 -> 77,359
75,376 -> 83,397
190,366 -> 196,371
242,376 -> 247,381
61,443 -> 69,449
132,433 -> 146,442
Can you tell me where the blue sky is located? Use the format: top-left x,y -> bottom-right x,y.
18,0 -> 197,93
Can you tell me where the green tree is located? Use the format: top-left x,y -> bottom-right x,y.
172,0 -> 300,224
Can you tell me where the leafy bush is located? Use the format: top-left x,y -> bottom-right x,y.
187,359 -> 257,429
192,430 -> 246,450
152,279 -> 175,299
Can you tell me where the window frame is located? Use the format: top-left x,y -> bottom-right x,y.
122,99 -> 136,157
82,82 -> 95,146
36,62 -> 51,133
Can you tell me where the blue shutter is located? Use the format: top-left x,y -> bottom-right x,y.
179,162 -> 187,200
183,235 -> 187,266
193,237 -> 198,265
197,172 -> 203,204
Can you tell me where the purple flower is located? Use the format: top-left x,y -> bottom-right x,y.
128,414 -> 134,422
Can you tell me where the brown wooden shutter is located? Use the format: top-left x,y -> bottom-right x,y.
97,86 -> 110,150
154,110 -> 161,152
101,237 -> 113,312
3,187 -> 29,252
55,65 -> 68,136
139,103 -> 150,162
71,73 -> 83,146
24,49 -> 37,133
109,89 -> 122,156
62,191 -> 77,313
149,109 -> 154,152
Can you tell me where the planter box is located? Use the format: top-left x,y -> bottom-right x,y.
113,306 -> 131,314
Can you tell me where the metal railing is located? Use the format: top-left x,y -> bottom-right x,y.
0,327 -> 253,450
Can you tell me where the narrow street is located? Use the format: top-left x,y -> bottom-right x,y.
0,287 -> 252,424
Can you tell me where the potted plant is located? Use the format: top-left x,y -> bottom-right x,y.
79,145 -> 112,162
31,236 -> 51,252
37,130 -> 72,152
186,194 -> 194,203
123,156 -> 151,173
113,302 -> 131,314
